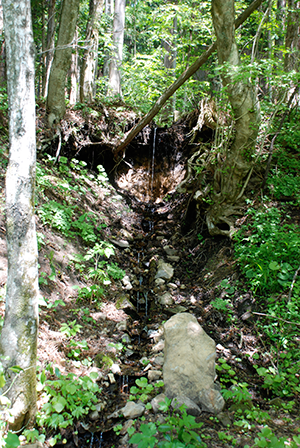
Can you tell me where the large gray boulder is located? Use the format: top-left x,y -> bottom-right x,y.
163,313 -> 224,414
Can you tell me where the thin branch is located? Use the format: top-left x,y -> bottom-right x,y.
288,263 -> 300,302
253,311 -> 300,326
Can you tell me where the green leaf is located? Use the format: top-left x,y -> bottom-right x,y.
4,432 -> 20,448
52,395 -> 67,413
269,261 -> 280,270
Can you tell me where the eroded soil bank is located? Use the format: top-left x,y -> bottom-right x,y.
0,104 -> 299,447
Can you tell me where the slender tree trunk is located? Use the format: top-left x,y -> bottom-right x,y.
276,0 -> 286,59
108,0 -> 125,96
69,28 -> 78,105
80,0 -> 104,103
1,0 -> 39,431
284,0 -> 300,72
115,0 -> 263,156
46,0 -> 80,127
205,0 -> 260,236
43,0 -> 56,98
0,0 -> 5,87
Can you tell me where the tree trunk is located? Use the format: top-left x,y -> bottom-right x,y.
205,0 -> 260,236
284,0 -> 299,72
69,28 -> 78,105
276,0 -> 286,59
1,0 -> 39,431
0,0 -> 5,87
79,0 -> 104,103
46,0 -> 80,127
108,0 -> 125,96
115,0 -> 263,156
43,0 -> 56,98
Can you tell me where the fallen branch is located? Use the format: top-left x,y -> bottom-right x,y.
114,0 -> 263,156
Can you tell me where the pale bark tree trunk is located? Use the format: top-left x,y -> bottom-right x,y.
79,0 -> 104,103
276,0 -> 286,59
43,0 -> 56,98
0,0 -> 5,86
284,0 -> 300,72
206,0 -> 260,236
46,0 -> 80,127
108,0 -> 125,96
1,0 -> 39,431
69,28 -> 78,105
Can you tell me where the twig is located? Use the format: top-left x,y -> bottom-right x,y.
288,264 -> 300,302
252,311 -> 300,326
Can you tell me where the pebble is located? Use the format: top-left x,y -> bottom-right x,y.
148,370 -> 162,382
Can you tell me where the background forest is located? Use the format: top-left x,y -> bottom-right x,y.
0,0 -> 300,447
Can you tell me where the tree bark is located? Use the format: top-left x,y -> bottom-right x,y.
43,0 -> 56,98
46,0 -> 80,127
1,0 -> 39,430
114,0 -> 263,156
108,0 -> 125,96
205,0 -> 260,236
284,0 -> 300,72
69,28 -> 78,105
79,0 -> 104,103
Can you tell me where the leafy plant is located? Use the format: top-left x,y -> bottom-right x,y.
59,320 -> 82,338
129,377 -> 155,403
234,207 -> 300,293
128,398 -> 205,448
37,367 -> 101,442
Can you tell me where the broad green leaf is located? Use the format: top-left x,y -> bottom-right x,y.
52,395 -> 67,413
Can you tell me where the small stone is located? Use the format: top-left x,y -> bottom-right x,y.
171,396 -> 201,416
151,393 -> 167,413
122,276 -> 133,290
163,245 -> 178,256
167,283 -> 178,289
89,410 -> 100,420
148,370 -> 162,382
155,260 -> 174,281
155,278 -> 165,286
95,401 -> 106,412
121,401 -> 145,419
121,333 -> 131,344
217,411 -> 232,427
158,292 -> 173,305
116,321 -> 127,331
112,239 -> 130,248
167,256 -> 180,262
152,340 -> 165,352
111,363 -> 121,374
179,284 -> 186,290
108,373 -> 116,384
153,356 -> 164,366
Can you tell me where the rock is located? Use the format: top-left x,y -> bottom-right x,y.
89,410 -> 100,420
153,355 -> 164,366
171,396 -> 201,416
148,370 -> 162,382
155,278 -> 165,286
166,305 -> 187,314
198,387 -> 225,414
155,260 -> 174,281
167,255 -> 180,262
111,239 -> 130,248
116,320 -> 127,331
95,401 -> 106,412
121,401 -> 145,419
167,282 -> 178,289
163,313 -> 224,414
152,340 -> 165,352
116,295 -> 136,311
120,333 -> 131,344
163,245 -> 178,256
122,275 -> 133,290
120,229 -> 134,241
158,292 -> 173,305
111,363 -> 121,374
217,411 -> 232,427
151,393 -> 168,413
108,373 -> 116,383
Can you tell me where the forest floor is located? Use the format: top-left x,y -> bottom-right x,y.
0,104 -> 299,448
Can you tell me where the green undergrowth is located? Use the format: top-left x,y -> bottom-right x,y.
36,155 -> 125,307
